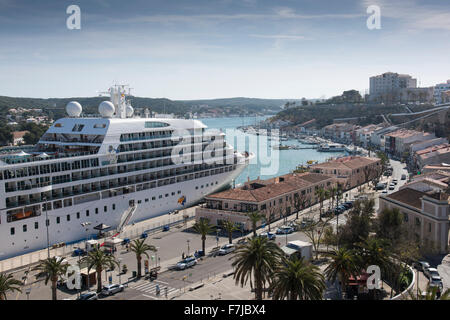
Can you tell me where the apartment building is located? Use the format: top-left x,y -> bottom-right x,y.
355,124 -> 385,147
322,123 -> 358,144
195,172 -> 336,230
379,188 -> 449,254
384,129 -> 436,157
309,156 -> 381,190
369,72 -> 417,102
414,144 -> 450,170
434,80 -> 450,104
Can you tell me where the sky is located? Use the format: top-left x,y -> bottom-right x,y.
0,0 -> 449,100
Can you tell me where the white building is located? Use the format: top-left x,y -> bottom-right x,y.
434,80 -> 450,105
369,72 -> 417,102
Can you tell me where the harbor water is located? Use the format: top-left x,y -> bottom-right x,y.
200,116 -> 347,186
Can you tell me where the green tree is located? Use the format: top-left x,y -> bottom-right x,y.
338,199 -> 374,248
222,219 -> 238,244
232,236 -> 283,300
324,247 -> 360,298
82,249 -> 118,293
269,257 -> 325,300
0,273 -> 22,300
193,218 -> 213,253
246,211 -> 264,237
130,239 -> 157,278
0,123 -> 13,146
33,257 -> 69,300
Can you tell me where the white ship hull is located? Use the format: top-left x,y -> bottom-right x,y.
0,161 -> 247,259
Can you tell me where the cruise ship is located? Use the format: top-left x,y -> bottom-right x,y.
0,85 -> 252,259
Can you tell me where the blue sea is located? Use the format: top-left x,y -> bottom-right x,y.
200,116 -> 346,186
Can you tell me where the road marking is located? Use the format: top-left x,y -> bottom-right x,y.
142,294 -> 156,299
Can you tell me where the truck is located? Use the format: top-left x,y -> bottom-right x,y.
281,240 -> 313,261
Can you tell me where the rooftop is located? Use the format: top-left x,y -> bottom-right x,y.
206,172 -> 332,203
310,156 -> 379,170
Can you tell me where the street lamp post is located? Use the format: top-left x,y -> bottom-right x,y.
25,288 -> 31,300
80,222 -> 91,292
187,240 -> 190,256
118,258 -> 122,285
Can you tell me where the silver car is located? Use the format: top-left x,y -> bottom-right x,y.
218,244 -> 236,255
101,284 -> 124,296
176,257 -> 197,270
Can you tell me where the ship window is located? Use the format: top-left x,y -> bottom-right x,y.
72,124 -> 84,132
195,186 -> 198,190
55,123 -> 62,127
104,206 -> 107,212
138,200 -> 142,204
152,196 -> 156,200
67,215 -> 70,222
206,184 -> 209,187
171,192 -> 175,196
56,217 -> 60,224
159,195 -> 162,199
145,198 -> 149,202
178,190 -> 181,194
77,212 -> 80,219
145,122 -> 170,128
113,204 -> 116,210
35,222 -> 38,229
95,208 -> 98,214
165,194 -> 169,198
94,123 -> 106,128
10,227 -> 14,235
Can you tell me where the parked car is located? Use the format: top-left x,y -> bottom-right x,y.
376,183 -> 386,190
141,232 -> 148,239
389,185 -> 395,190
382,190 -> 388,194
413,261 -> 430,271
77,291 -> 98,300
343,201 -> 354,208
72,248 -> 86,257
424,267 -> 440,279
401,174 -> 407,180
121,238 -> 130,245
101,284 -> 124,296
276,226 -> 294,234
176,257 -> 197,270
259,232 -> 276,240
162,225 -> 170,232
429,276 -> 443,289
218,244 -> 236,255
334,207 -> 345,215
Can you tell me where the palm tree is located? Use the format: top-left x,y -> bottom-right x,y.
329,186 -> 338,211
193,218 -> 213,253
130,239 -> 157,278
409,286 -> 450,300
82,249 -> 118,293
270,257 -> 325,300
0,273 -> 22,300
33,257 -> 69,300
324,247 -> 360,298
315,187 -> 328,220
231,236 -> 283,300
222,220 -> 238,244
246,211 -> 263,237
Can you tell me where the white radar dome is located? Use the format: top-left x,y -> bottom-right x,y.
126,105 -> 134,117
66,101 -> 82,117
99,101 -> 115,118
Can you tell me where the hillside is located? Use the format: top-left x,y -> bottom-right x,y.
0,95 -> 294,120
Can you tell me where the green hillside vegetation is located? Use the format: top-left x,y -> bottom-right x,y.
272,104 -> 401,128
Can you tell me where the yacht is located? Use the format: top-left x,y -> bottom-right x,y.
0,85 -> 252,259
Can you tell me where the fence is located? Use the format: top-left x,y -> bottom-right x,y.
0,211 -> 196,273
